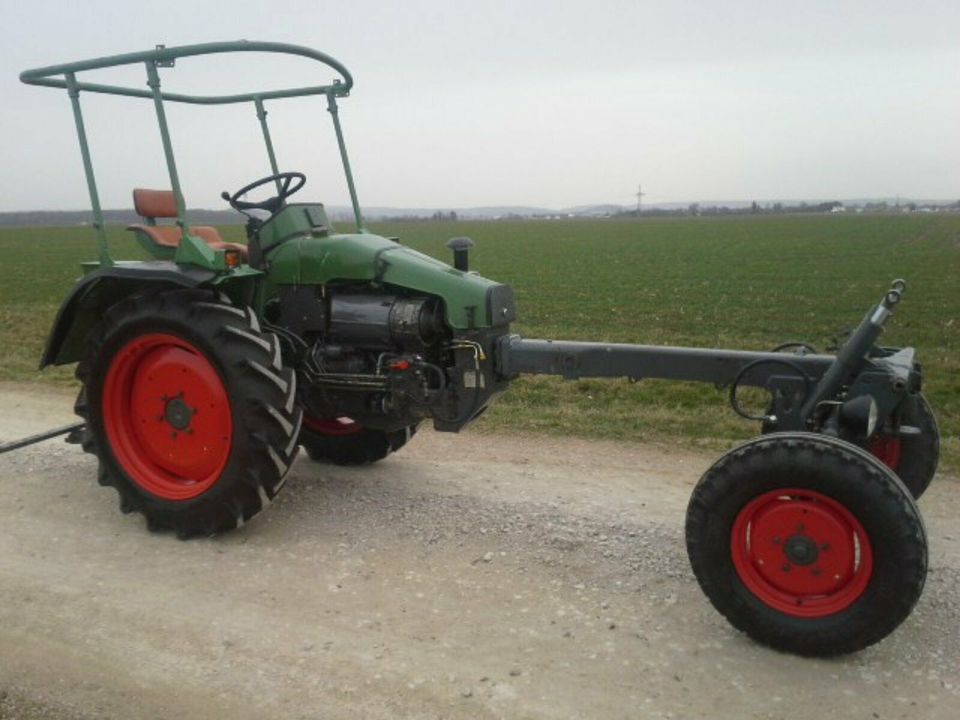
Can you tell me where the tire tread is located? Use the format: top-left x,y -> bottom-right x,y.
76,289 -> 302,538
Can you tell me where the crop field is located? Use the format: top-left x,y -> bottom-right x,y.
0,214 -> 957,468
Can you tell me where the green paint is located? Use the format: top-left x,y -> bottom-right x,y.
258,203 -> 331,246
254,96 -> 282,192
144,62 -> 189,235
173,234 -> 220,270
129,229 -> 175,260
326,91 -> 364,232
64,73 -> 111,267
267,230 -> 502,329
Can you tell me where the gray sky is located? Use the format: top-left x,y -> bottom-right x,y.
2,0 -> 958,211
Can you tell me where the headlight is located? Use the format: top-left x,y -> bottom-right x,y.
839,395 -> 879,439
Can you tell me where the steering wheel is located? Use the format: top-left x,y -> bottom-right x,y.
221,171 -> 306,215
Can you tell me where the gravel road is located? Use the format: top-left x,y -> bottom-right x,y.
0,382 -> 957,720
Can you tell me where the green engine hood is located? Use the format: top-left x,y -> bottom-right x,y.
267,232 -> 515,330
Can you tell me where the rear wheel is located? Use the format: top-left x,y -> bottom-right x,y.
867,393 -> 939,500
686,433 -> 926,656
299,415 -> 418,466
77,289 -> 302,538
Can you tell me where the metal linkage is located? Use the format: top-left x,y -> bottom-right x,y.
63,73 -> 111,266
0,423 -> 85,455
326,90 -> 365,232
144,61 -> 190,237
497,280 -> 913,432
798,279 -> 906,420
497,338 -> 834,387
20,41 -> 354,103
254,96 -> 282,192
20,41 -> 367,242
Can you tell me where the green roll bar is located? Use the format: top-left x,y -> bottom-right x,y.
20,40 -> 365,266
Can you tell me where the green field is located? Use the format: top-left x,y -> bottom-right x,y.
1,214 -> 957,468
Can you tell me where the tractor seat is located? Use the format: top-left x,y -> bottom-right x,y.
127,188 -> 247,259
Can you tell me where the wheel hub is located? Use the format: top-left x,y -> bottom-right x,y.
731,488 -> 873,618
163,395 -> 194,431
103,333 -> 232,501
783,534 -> 819,566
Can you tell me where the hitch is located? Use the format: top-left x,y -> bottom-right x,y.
0,422 -> 85,455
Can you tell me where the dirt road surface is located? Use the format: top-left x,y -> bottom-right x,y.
0,382 -> 957,720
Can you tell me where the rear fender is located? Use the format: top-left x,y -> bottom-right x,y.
41,262 -> 218,368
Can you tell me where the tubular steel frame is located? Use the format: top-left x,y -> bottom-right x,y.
497,282 -> 916,433
20,40 -> 365,265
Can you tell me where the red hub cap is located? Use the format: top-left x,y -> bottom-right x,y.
731,489 -> 873,618
103,333 -> 232,500
303,414 -> 363,437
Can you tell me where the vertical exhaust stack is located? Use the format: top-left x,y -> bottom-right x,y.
446,236 -> 475,272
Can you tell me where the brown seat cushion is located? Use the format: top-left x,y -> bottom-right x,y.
129,188 -> 247,260
132,188 -> 178,219
127,224 -> 248,260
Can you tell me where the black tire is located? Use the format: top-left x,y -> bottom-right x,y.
299,419 -> 419,466
76,289 -> 302,538
686,432 -> 927,656
870,393 -> 939,500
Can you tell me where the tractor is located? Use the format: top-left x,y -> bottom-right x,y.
12,42 -> 940,656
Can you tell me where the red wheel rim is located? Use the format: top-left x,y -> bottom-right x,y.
103,333 -> 232,501
868,435 -> 902,471
303,414 -> 363,437
731,489 -> 873,618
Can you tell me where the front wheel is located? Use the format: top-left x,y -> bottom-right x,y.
686,433 -> 927,656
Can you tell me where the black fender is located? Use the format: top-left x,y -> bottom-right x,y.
40,261 -> 217,369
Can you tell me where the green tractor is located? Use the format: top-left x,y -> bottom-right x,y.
14,42 -> 939,656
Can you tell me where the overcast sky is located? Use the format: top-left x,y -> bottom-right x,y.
2,0 -> 958,212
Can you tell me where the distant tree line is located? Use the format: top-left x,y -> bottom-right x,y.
615,201 -> 845,219
5,200 -> 960,228
613,199 -> 960,219
367,210 -> 462,223
0,208 -> 243,228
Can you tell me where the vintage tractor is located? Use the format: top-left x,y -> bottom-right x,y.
13,42 -> 940,656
